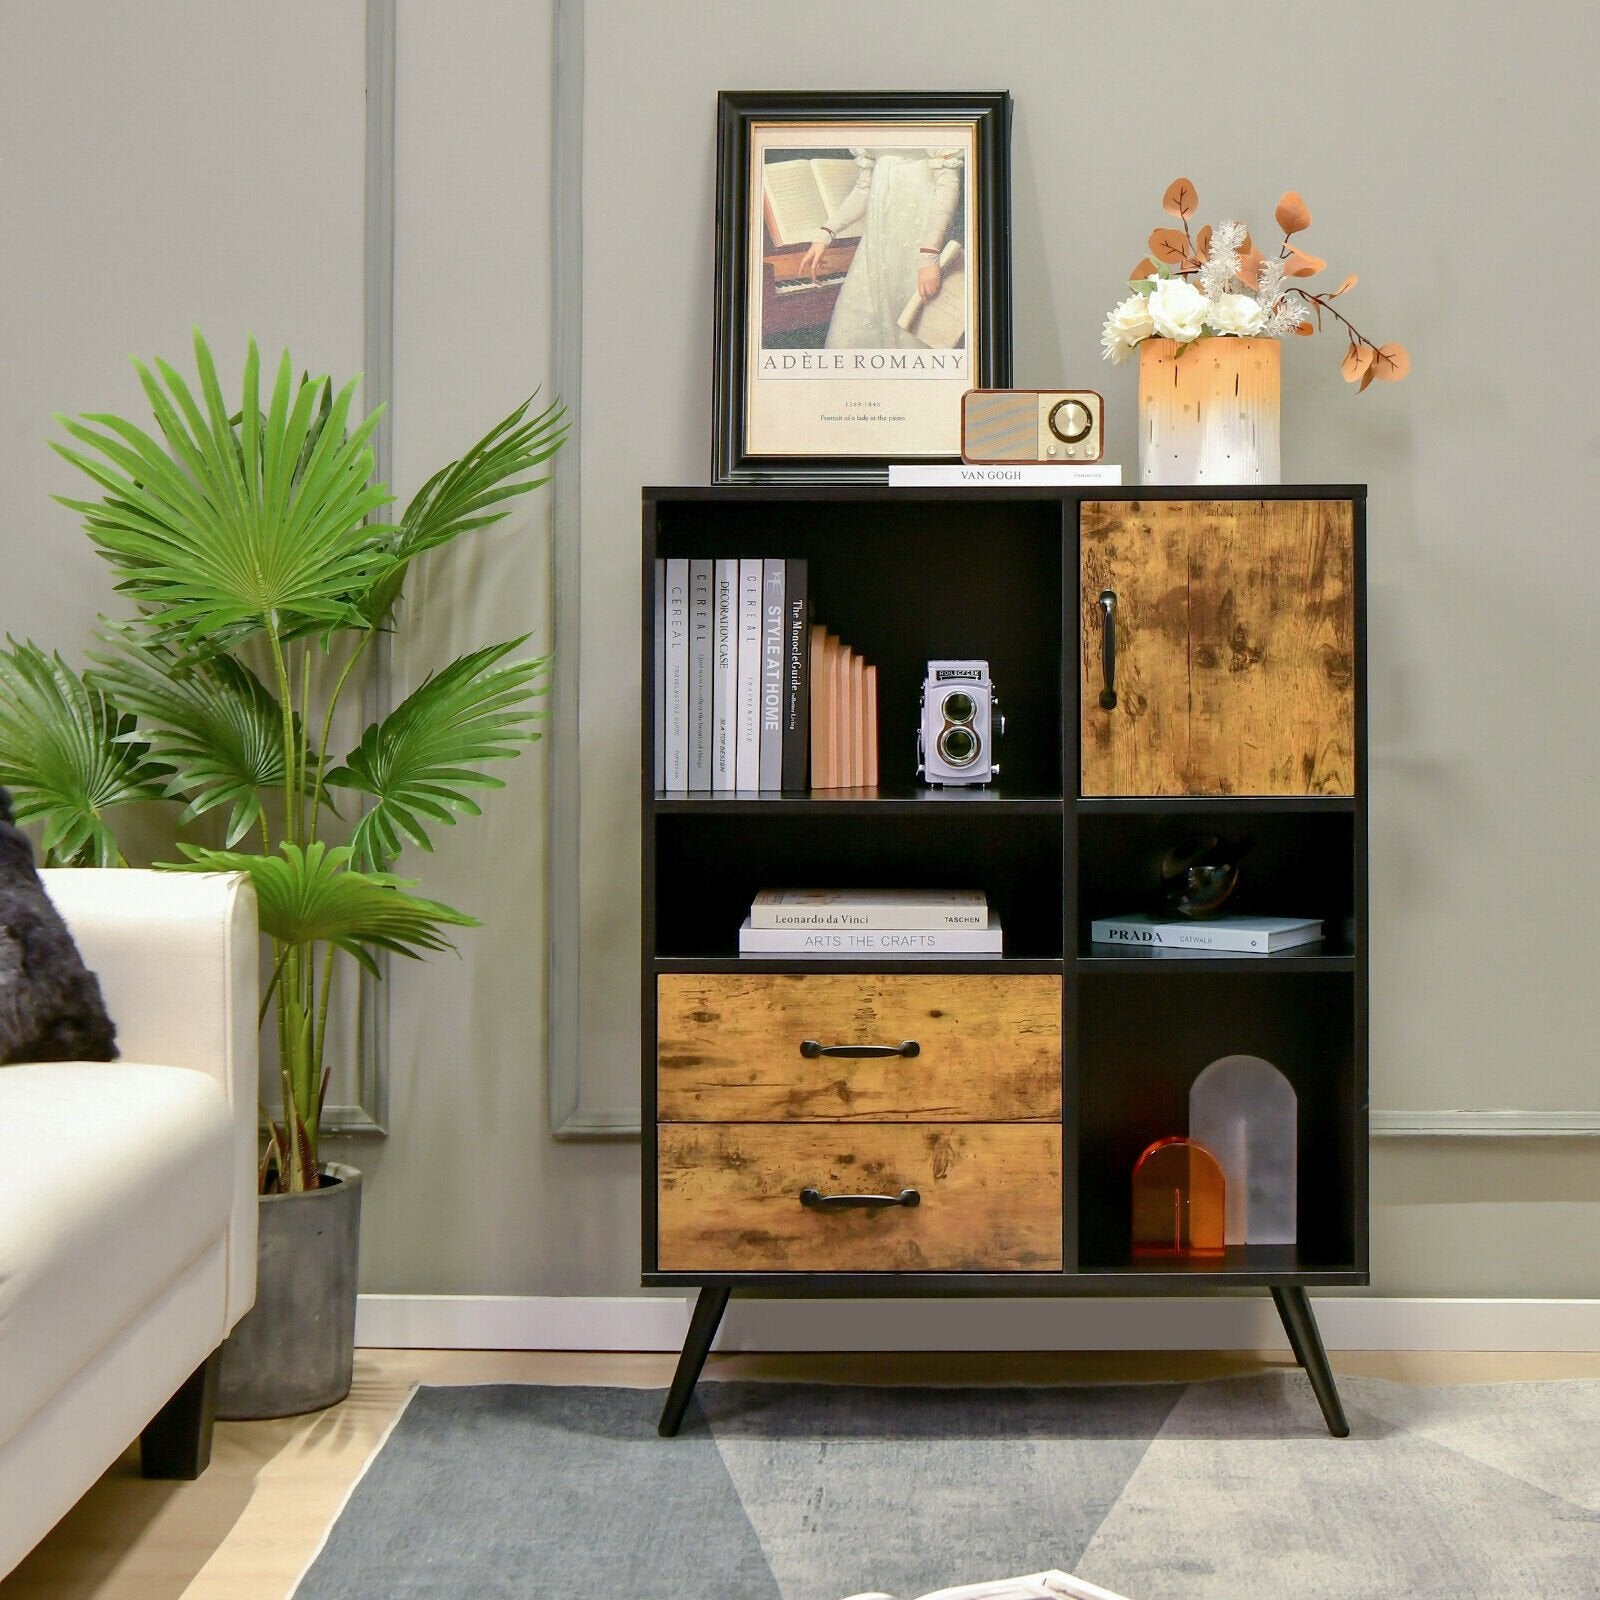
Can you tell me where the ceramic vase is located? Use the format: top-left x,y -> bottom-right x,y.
1138,335 -> 1281,485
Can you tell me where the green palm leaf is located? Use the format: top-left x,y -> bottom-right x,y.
324,639 -> 548,870
50,330 -> 398,652
0,640 -> 169,865
165,840 -> 477,976
359,395 -> 566,628
87,626 -> 310,846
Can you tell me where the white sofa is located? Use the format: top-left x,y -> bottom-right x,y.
0,869 -> 259,1580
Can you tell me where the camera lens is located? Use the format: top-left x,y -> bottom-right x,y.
942,690 -> 976,724
937,725 -> 980,767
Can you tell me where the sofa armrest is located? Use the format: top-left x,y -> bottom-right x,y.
39,868 -> 260,1328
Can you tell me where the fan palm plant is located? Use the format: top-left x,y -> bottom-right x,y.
0,331 -> 564,1193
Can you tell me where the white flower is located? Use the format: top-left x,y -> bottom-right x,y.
1100,292 -> 1155,364
1206,292 -> 1268,337
1147,277 -> 1209,343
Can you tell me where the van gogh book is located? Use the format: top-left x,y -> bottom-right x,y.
751,888 -> 988,930
1090,913 -> 1322,953
739,912 -> 1002,956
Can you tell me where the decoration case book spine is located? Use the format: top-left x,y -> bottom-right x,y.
712,558 -> 738,791
735,557 -> 763,789
759,558 -> 786,790
750,888 -> 989,929
1090,913 -> 1323,953
738,911 -> 1003,956
653,559 -> 665,791
662,557 -> 689,790
887,464 -> 1123,487
687,558 -> 713,791
781,558 -> 810,791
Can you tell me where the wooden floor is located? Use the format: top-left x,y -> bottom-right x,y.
6,1347 -> 1600,1600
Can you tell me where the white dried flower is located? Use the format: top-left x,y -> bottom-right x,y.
1100,292 -> 1156,364
1148,277 -> 1209,343
1263,295 -> 1311,338
1255,255 -> 1287,310
1199,219 -> 1245,302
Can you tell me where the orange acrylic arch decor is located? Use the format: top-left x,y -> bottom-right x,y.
1131,1136 -> 1226,1258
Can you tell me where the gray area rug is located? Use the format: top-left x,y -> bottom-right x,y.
293,1376 -> 1600,1600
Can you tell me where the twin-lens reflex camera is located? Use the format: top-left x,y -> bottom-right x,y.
917,660 -> 1004,787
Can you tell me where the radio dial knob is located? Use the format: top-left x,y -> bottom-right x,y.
1048,398 -> 1093,446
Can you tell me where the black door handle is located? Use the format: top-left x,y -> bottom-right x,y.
1097,589 -> 1118,710
799,1039 -> 920,1059
800,1187 -> 921,1210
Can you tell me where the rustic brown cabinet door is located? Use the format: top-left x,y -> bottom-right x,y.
1080,499 -> 1355,796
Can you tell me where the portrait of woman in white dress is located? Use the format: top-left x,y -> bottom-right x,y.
795,146 -> 965,350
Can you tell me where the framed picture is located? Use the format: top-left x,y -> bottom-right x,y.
712,90 -> 1012,484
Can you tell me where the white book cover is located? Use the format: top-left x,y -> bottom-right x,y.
735,557 -> 763,789
712,558 -> 738,790
759,557 -> 786,790
653,559 -> 665,791
1090,913 -> 1323,953
887,463 -> 1123,487
751,888 -> 989,929
687,558 -> 713,790
739,911 -> 1002,956
662,557 -> 689,790
841,1569 -> 1130,1600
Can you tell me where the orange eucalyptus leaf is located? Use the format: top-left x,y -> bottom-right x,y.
1341,343 -> 1376,384
1373,342 -> 1411,381
1236,248 -> 1266,289
1358,363 -> 1378,393
1149,227 -> 1191,265
1163,178 -> 1198,220
1330,273 -> 1359,298
1284,250 -> 1327,278
1129,256 -> 1159,282
1275,191 -> 1312,234
1195,224 -> 1213,259
1295,320 -> 1316,335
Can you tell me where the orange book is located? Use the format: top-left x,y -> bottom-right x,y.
834,645 -> 853,786
851,653 -> 867,788
809,624 -> 831,790
864,664 -> 879,787
825,635 -> 843,788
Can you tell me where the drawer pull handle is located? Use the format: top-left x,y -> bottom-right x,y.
799,1039 -> 920,1060
1097,589 -> 1118,710
800,1187 -> 921,1211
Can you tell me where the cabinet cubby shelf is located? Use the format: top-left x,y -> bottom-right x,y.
654,788 -> 1063,814
1077,952 -> 1356,975
651,956 -> 1065,977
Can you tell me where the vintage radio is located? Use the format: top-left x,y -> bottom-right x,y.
961,389 -> 1104,464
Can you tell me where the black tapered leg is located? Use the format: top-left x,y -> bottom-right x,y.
1270,1286 -> 1309,1368
659,1287 -> 731,1437
1271,1287 -> 1349,1437
141,1348 -> 222,1478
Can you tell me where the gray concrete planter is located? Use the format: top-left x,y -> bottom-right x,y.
217,1163 -> 362,1419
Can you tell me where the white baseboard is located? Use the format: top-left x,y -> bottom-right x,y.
354,1294 -> 1600,1354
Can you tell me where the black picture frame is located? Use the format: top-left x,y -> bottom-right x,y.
712,90 -> 1012,485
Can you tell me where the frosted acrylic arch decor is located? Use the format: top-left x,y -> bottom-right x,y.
1189,1054 -> 1297,1245
1130,1136 -> 1225,1258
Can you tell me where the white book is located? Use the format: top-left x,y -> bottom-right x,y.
751,888 -> 989,930
687,559 -> 713,790
653,559 -> 665,791
739,911 -> 1002,956
759,557 -> 786,790
1090,912 -> 1323,954
712,558 -> 738,790
735,558 -> 764,789
887,463 -> 1123,487
662,558 -> 689,791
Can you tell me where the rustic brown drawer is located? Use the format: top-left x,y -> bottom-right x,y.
658,1122 -> 1062,1272
657,973 -> 1061,1122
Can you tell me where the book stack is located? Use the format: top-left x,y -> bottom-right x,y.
739,888 -> 1002,957
1089,912 -> 1323,954
808,626 -> 878,790
654,556 -> 878,792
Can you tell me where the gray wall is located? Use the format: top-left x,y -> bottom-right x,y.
2,1 -> 1596,1303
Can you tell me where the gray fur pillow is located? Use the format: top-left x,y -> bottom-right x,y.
0,789 -> 118,1064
